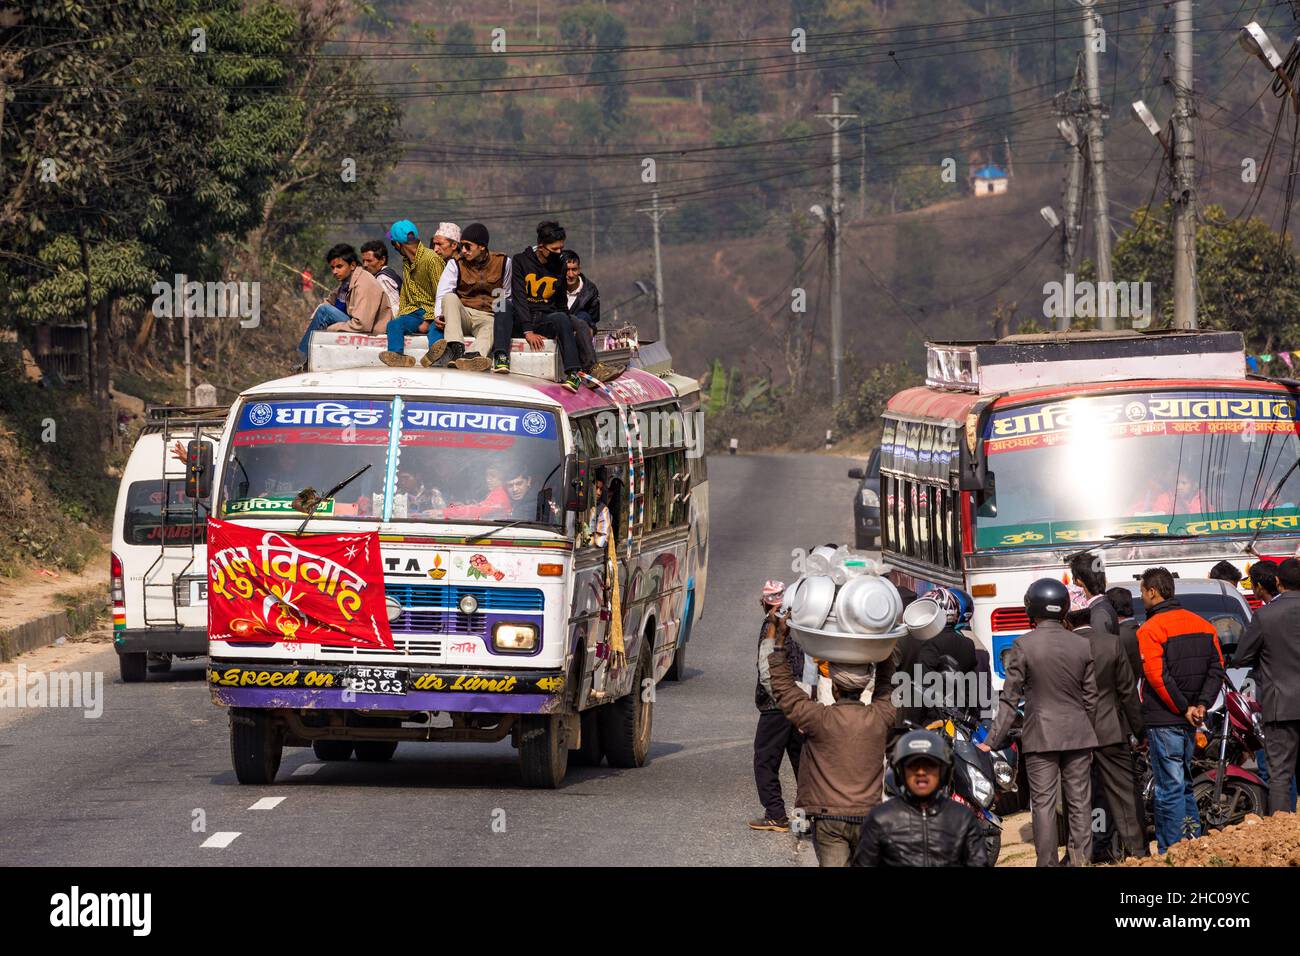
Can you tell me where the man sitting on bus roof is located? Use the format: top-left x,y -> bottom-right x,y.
379,220 -> 451,368
431,222 -> 513,373
360,239 -> 402,316
295,243 -> 393,365
511,220 -> 622,392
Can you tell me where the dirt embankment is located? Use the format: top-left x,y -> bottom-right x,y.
1122,813 -> 1300,867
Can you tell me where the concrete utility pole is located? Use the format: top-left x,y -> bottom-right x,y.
859,124 -> 867,221
1082,0 -> 1115,329
816,92 -> 858,403
636,190 -> 674,345
1171,0 -> 1198,329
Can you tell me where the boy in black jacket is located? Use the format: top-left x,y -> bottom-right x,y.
853,730 -> 988,867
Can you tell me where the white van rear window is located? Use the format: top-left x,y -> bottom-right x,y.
123,480 -> 207,546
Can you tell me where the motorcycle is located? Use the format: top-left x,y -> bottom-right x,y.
1136,677 -> 1266,836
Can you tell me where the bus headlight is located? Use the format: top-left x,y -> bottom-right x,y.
459,594 -> 479,615
385,596 -> 403,623
493,623 -> 537,652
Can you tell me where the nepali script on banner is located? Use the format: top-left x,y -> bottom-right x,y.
985,391 -> 1298,454
207,517 -> 394,649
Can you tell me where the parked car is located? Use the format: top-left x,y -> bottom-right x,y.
1117,577 -> 1251,690
847,447 -> 881,550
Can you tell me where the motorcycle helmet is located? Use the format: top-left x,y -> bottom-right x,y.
1024,578 -> 1070,623
928,587 -> 961,626
950,587 -> 974,625
890,729 -> 954,788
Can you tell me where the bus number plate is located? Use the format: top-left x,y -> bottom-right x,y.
342,666 -> 409,696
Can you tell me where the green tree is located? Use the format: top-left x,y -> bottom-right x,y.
560,6 -> 629,129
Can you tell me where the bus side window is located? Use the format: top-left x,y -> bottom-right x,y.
669,450 -> 688,526
652,454 -> 672,531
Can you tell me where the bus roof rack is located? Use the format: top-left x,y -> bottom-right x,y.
925,329 -> 1245,394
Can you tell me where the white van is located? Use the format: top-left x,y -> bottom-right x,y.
111,405 -> 229,682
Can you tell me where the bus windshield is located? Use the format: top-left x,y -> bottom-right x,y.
217,398 -> 565,528
975,389 -> 1300,549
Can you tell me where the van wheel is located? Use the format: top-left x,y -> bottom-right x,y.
569,708 -> 603,766
519,715 -> 569,788
119,652 -> 147,683
355,741 -> 399,762
600,652 -> 652,768
229,709 -> 284,785
312,740 -> 354,761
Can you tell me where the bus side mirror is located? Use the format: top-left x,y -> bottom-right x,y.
565,455 -> 589,512
185,441 -> 213,500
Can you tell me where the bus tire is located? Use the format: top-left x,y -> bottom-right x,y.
312,740 -> 354,761
569,708 -> 603,766
355,741 -> 399,763
518,714 -> 569,788
229,709 -> 284,785
600,651 -> 652,768
119,652 -> 147,683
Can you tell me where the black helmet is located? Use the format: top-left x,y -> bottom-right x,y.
889,730 -> 953,780
1024,577 -> 1070,622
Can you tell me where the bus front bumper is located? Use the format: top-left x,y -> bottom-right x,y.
207,660 -> 568,715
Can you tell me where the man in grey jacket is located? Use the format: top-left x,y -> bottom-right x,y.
983,579 -> 1099,866
1234,557 -> 1300,814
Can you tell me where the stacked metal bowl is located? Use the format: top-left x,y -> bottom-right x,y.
782,546 -> 911,664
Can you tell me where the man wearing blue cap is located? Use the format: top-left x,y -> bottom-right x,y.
379,220 -> 449,367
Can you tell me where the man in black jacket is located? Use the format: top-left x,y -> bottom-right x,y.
750,581 -> 806,832
563,249 -> 600,330
510,222 -> 617,392
1106,586 -> 1143,679
853,730 -> 987,867
1234,557 -> 1300,814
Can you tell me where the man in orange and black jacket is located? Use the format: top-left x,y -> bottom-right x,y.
1136,566 -> 1226,854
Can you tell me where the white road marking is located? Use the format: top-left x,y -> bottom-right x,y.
201,831 -> 241,849
248,796 -> 286,810
292,762 -> 323,777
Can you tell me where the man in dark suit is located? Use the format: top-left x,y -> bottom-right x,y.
1106,586 -> 1143,679
1071,550 -> 1119,635
983,579 -> 1098,866
1234,557 -> 1300,815
1067,609 -> 1147,859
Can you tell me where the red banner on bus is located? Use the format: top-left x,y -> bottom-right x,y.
207,517 -> 394,649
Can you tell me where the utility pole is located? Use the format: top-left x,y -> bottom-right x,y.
816,92 -> 858,402
636,190 -> 674,345
1171,0 -> 1198,329
859,124 -> 867,221
182,275 -> 193,406
1082,0 -> 1115,329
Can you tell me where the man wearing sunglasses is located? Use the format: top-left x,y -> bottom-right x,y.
379,220 -> 451,367
430,222 -> 513,372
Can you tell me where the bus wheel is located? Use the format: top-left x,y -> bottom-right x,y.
355,741 -> 399,763
601,652 -> 652,768
569,708 -> 603,766
119,652 -> 147,683
312,740 -> 354,761
519,715 -> 569,788
229,708 -> 284,785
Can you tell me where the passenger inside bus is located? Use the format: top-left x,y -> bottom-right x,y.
435,464 -> 510,521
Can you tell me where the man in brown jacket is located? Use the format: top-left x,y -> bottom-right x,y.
295,243 -> 392,360
770,613 -> 897,867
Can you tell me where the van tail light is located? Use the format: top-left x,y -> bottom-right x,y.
111,552 -> 126,630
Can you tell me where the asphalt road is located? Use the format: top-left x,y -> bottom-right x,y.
0,453 -> 860,866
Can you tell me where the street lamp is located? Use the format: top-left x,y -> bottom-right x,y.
1040,206 -> 1061,230
1131,99 -> 1172,155
1239,21 -> 1299,112
1056,118 -> 1080,148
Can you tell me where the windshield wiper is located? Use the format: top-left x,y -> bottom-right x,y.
1096,532 -> 1195,548
294,463 -> 372,535
467,518 -> 532,544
